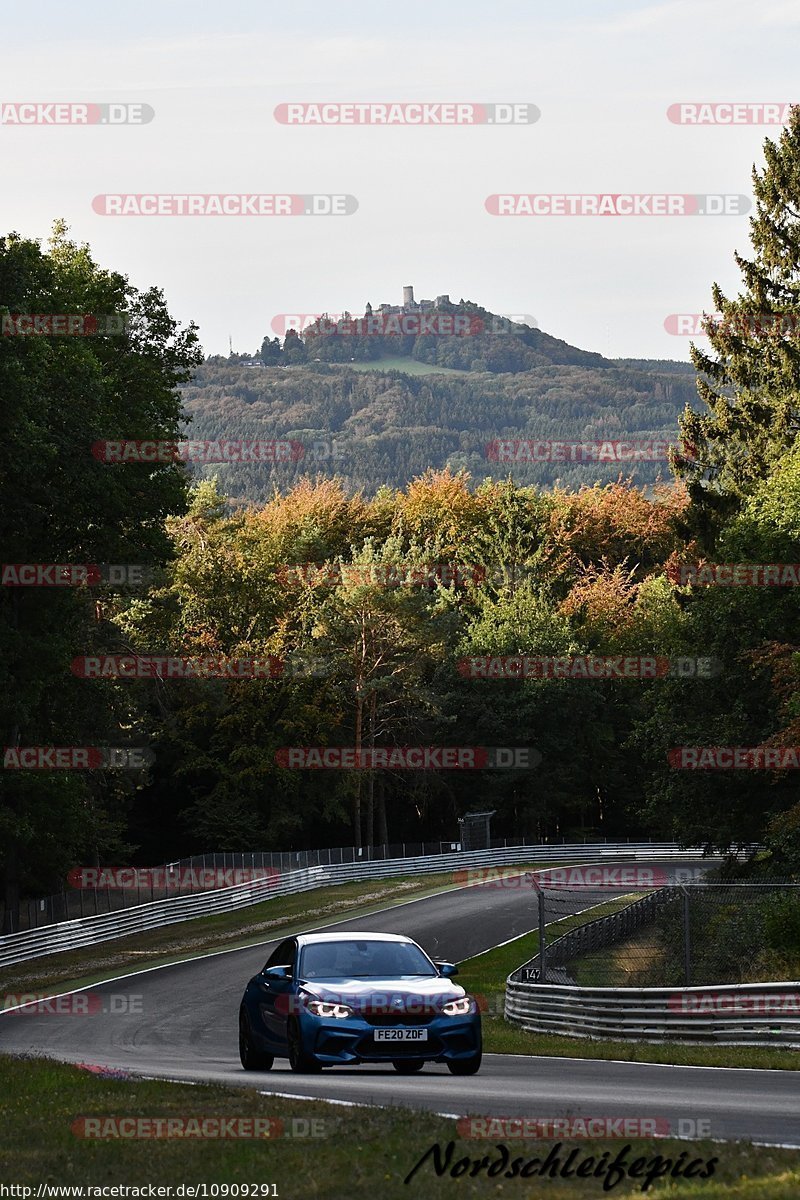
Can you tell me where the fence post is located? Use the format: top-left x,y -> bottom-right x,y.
538,890 -> 547,981
682,889 -> 691,987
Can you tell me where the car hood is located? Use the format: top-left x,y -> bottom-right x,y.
298,976 -> 466,1012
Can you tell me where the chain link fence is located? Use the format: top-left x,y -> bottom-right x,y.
518,883 -> 800,988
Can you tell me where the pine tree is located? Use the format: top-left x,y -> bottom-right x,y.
675,105 -> 800,539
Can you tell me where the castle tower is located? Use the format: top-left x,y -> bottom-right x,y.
403,285 -> 415,307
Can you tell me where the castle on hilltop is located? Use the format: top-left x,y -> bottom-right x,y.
375,285 -> 450,316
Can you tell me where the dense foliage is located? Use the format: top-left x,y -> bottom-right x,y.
0,224 -> 202,928
183,355 -> 695,501
5,108 -> 800,924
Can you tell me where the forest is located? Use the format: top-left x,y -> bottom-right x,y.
184,350 -> 697,501
4,110 -> 800,926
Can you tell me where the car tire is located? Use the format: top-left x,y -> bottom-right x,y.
392,1059 -> 425,1074
287,1017 -> 322,1073
446,1048 -> 482,1076
239,1008 -> 274,1071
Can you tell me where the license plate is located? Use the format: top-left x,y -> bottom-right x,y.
373,1028 -> 428,1042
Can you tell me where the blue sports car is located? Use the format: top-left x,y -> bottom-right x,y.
238,931 -> 482,1075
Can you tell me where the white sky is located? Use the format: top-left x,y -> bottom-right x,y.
1,0 -> 798,360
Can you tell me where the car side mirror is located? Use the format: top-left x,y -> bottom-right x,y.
263,965 -> 291,980
435,962 -> 458,977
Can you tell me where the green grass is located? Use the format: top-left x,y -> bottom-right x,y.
2,1054 -> 799,1196
568,928 -> 667,987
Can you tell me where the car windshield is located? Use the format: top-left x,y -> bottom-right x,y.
299,939 -> 436,979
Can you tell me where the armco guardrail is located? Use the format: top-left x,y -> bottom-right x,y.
0,842 -> 711,970
505,978 -> 800,1047
5,835 -> 685,931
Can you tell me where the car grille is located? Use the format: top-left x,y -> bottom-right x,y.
360,1010 -> 437,1026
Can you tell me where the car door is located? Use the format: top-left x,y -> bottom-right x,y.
258,937 -> 297,1050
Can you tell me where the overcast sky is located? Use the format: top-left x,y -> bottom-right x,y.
1,0 -> 798,360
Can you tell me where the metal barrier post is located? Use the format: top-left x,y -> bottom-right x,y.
538,890 -> 547,982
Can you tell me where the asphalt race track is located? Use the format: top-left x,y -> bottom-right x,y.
2,861 -> 799,1147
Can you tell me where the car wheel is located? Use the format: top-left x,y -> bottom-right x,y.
239,1008 -> 274,1071
392,1059 -> 425,1074
447,1049 -> 482,1076
287,1018 -> 322,1073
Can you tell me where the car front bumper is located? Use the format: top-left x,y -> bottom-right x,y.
297,1011 -> 482,1064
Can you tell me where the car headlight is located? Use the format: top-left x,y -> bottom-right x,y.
306,1000 -> 354,1018
441,996 -> 473,1016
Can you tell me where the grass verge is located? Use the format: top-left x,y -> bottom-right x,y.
569,928 -> 668,987
1,1054 -> 799,1196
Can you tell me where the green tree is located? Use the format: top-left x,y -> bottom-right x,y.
676,106 -> 800,542
0,223 -> 201,929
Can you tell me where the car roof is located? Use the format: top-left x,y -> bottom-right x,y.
295,932 -> 415,946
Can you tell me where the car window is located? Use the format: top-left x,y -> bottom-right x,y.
299,939 -> 436,979
264,938 -> 296,972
